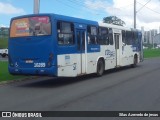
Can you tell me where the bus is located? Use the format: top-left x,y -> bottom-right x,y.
8,14 -> 143,77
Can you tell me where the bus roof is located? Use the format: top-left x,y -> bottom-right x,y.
10,13 -> 98,26
99,22 -> 141,32
10,13 -> 141,32
53,14 -> 98,26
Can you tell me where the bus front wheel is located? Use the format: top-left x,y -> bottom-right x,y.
131,55 -> 138,68
96,59 -> 104,76
1,53 -> 6,58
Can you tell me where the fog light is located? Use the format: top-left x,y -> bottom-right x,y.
10,63 -> 14,67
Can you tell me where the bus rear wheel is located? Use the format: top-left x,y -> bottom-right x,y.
96,59 -> 104,76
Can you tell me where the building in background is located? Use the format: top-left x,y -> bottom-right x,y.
154,34 -> 160,45
143,28 -> 159,45
143,31 -> 152,44
141,26 -> 145,44
151,29 -> 157,45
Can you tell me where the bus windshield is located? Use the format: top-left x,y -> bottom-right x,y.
10,16 -> 51,37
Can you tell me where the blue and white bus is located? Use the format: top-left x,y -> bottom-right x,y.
8,14 -> 143,77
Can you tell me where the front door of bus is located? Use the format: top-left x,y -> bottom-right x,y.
76,30 -> 86,75
115,33 -> 120,66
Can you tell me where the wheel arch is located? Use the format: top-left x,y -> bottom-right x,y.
134,53 -> 138,62
97,56 -> 105,69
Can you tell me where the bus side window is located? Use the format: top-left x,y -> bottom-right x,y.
126,31 -> 132,45
57,21 -> 74,45
99,27 -> 109,45
122,30 -> 126,45
126,31 -> 129,45
109,28 -> 113,45
133,31 -> 138,45
87,26 -> 98,44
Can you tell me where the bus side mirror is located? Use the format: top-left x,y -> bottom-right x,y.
123,42 -> 126,46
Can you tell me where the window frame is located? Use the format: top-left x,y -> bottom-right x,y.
133,31 -> 139,45
109,28 -> 113,45
125,31 -> 132,45
122,30 -> 126,44
98,27 -> 109,45
87,25 -> 98,45
57,21 -> 75,45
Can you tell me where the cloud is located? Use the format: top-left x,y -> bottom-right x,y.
112,0 -> 160,30
0,2 -> 25,14
84,0 -> 160,31
85,0 -> 110,10
0,24 -> 6,27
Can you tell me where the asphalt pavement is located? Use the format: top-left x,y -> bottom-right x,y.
0,58 -> 160,120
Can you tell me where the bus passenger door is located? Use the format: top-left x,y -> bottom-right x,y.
114,33 -> 120,66
76,30 -> 86,75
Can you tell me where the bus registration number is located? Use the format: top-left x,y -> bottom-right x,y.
34,63 -> 46,68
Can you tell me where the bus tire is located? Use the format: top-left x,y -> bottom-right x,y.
131,55 -> 137,68
96,59 -> 104,76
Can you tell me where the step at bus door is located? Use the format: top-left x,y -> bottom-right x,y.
114,33 -> 120,66
76,30 -> 86,75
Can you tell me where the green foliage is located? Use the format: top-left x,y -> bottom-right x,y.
103,16 -> 125,26
0,61 -> 27,82
0,27 -> 9,48
0,37 -> 8,48
144,49 -> 160,58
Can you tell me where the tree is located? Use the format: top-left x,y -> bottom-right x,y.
103,16 -> 125,26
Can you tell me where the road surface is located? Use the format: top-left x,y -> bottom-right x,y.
0,58 -> 160,119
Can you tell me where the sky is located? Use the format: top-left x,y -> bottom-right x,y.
0,0 -> 160,31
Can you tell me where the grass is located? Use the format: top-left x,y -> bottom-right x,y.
143,49 -> 160,58
0,37 -> 8,48
0,48 -> 160,83
0,61 -> 27,82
